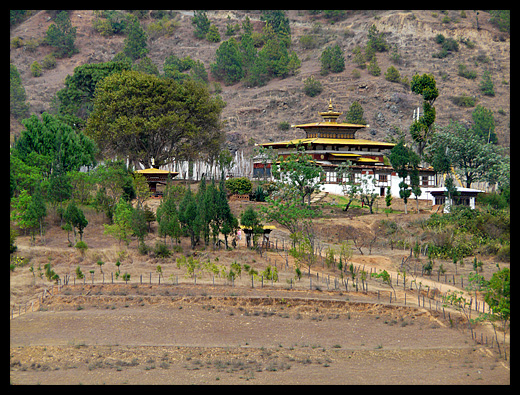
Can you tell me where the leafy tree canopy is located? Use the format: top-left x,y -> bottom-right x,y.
85,70 -> 225,169
52,61 -> 131,129
13,112 -> 97,176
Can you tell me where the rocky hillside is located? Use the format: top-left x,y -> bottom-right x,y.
10,10 -> 510,153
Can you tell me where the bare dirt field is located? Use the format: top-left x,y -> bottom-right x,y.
10,283 -> 509,385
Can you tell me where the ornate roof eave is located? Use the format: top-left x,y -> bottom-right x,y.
292,122 -> 370,129
260,137 -> 395,148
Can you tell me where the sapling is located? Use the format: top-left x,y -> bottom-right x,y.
75,266 -> 84,279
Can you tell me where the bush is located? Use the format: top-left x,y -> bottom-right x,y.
251,186 -> 266,202
154,242 -> 171,258
450,94 -> 476,107
303,76 -> 322,97
432,35 -> 459,58
225,177 -> 252,195
497,244 -> 510,262
278,121 -> 290,130
367,57 -> 381,76
458,64 -> 477,79
300,34 -> 318,49
41,54 -> 56,69
479,70 -> 495,96
75,240 -> 88,255
384,66 -> 400,82
11,36 -> 24,48
206,24 -> 220,43
92,17 -> 114,36
30,61 -> 42,77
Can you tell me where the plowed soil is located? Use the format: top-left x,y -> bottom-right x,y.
10,284 -> 509,385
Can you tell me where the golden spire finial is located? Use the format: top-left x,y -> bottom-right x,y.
319,99 -> 342,122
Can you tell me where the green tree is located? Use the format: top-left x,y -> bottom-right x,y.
409,73 -> 439,158
367,24 -> 389,52
484,267 -> 510,357
337,162 -> 360,213
14,112 -> 97,174
344,101 -> 367,125
426,121 -> 506,188
244,24 -> 299,87
191,10 -> 210,39
178,187 -> 201,249
471,105 -> 497,144
47,167 -> 72,226
352,45 -> 366,69
132,172 -> 152,209
479,70 -> 495,96
104,198 -> 133,246
10,190 -> 36,238
240,206 -> 263,248
272,144 -> 323,206
132,56 -> 159,75
30,61 -> 42,77
86,71 -> 225,169
384,65 -> 400,82
239,32 -> 257,76
225,177 -> 252,195
64,199 -> 88,243
129,206 -> 148,247
303,76 -> 323,97
93,160 -> 135,222
45,11 -> 77,57
211,37 -> 244,85
261,10 -> 291,39
367,56 -> 381,76
157,189 -> 182,246
52,60 -> 131,130
320,44 -> 345,75
123,15 -> 148,61
10,64 -> 29,119
25,185 -> 47,243
389,141 -> 420,214
206,24 -> 221,42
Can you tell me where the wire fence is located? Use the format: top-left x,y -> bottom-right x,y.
10,237 -> 502,357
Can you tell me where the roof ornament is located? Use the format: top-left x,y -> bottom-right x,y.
319,99 -> 342,123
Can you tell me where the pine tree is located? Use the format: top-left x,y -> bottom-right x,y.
320,44 -> 345,75
368,56 -> 381,76
211,37 -> 243,85
345,101 -> 367,125
206,24 -> 221,43
123,15 -> 148,61
385,66 -> 401,83
178,187 -> 201,249
191,10 -> 210,39
479,70 -> 495,96
10,64 -> 29,119
352,45 -> 366,69
156,189 -> 181,246
45,11 -> 77,58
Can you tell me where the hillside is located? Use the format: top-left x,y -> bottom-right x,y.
10,10 -> 510,153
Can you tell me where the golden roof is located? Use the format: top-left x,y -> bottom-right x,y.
260,137 -> 395,148
135,168 -> 179,175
